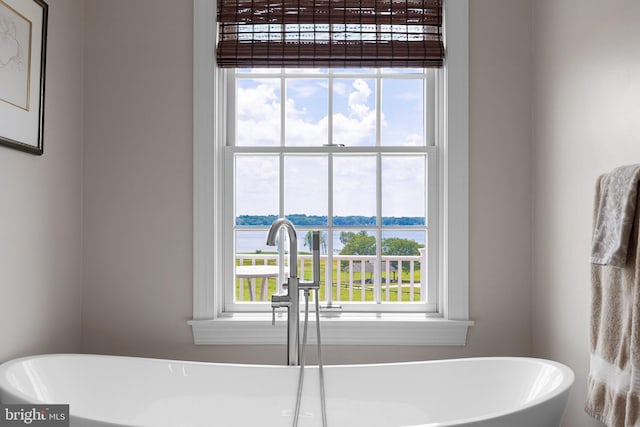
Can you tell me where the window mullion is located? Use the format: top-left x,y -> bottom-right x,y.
227,70 -> 236,147
280,72 -> 286,147
427,152 -> 438,307
375,71 -> 382,304
278,72 -> 286,294
328,73 -> 334,146
327,153 -> 334,306
225,150 -> 235,309
376,69 -> 382,147
375,152 -> 382,304
326,71 -> 334,306
225,69 -> 236,308
426,69 -> 436,146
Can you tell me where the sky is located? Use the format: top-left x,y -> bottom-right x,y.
234,72 -> 428,220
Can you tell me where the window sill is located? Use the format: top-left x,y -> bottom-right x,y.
188,314 -> 473,346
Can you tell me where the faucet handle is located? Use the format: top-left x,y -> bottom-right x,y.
271,305 -> 287,326
299,281 -> 320,291
270,294 -> 290,326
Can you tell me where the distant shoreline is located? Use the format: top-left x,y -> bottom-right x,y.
236,214 -> 424,227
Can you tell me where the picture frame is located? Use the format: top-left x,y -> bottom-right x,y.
0,0 -> 47,155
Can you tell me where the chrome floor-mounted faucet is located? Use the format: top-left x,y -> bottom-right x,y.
266,218 -> 320,366
266,218 -> 327,426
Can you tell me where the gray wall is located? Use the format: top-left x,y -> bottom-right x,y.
0,0 -> 84,362
81,0 -> 534,363
82,0 -> 196,359
531,1 -> 640,426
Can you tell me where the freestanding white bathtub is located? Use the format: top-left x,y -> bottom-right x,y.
0,354 -> 573,427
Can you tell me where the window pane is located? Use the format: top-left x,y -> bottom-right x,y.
381,230 -> 426,303
381,79 -> 424,146
234,231 -> 279,302
333,68 -> 376,74
333,79 -> 376,147
284,68 -> 328,74
235,156 -> 279,223
285,79 -> 329,146
381,156 -> 426,226
284,156 -> 328,225
333,230 -> 377,303
297,229 -> 329,302
333,156 -> 376,225
237,79 -> 281,146
235,229 -> 273,254
380,68 -> 425,74
236,68 -> 281,74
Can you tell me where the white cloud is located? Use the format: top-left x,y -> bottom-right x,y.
333,112 -> 376,146
381,157 -> 426,217
348,79 -> 372,116
334,78 -> 376,146
284,157 -> 328,216
400,132 -> 422,147
333,81 -> 347,97
395,90 -> 422,103
333,156 -> 377,217
235,156 -> 279,215
238,77 -> 380,147
237,83 -> 281,146
288,80 -> 323,99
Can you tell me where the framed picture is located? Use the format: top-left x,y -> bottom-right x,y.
0,0 -> 47,155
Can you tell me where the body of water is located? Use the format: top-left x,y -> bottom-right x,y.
235,229 -> 426,254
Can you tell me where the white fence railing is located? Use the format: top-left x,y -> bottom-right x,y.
235,253 -> 425,303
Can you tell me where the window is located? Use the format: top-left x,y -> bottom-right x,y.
190,0 -> 470,346
227,68 -> 437,314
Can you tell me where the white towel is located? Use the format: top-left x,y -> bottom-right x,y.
591,165 -> 640,267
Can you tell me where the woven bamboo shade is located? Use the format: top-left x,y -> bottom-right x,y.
217,0 -> 444,68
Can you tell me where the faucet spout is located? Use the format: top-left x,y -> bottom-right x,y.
266,218 -> 298,279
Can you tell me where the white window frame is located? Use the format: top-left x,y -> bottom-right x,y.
189,0 -> 471,346
227,68 -> 438,314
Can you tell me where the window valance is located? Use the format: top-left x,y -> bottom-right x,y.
216,0 -> 444,68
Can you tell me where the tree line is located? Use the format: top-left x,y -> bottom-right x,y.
303,230 -> 423,273
236,214 -> 424,226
